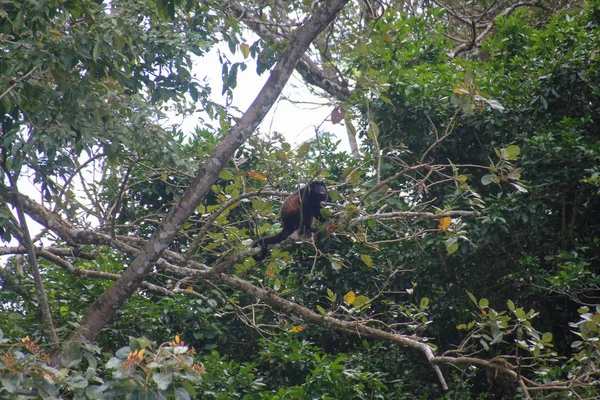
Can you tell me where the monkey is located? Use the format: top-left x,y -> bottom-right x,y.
252,181 -> 328,261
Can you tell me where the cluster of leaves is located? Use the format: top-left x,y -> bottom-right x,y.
342,1 -> 600,396
1,0 -> 600,398
0,333 -> 204,399
0,331 -> 399,399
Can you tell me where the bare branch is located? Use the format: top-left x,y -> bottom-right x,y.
350,210 -> 479,225
6,180 -> 59,351
0,67 -> 38,101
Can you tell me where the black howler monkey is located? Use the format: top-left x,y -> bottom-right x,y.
252,181 -> 328,260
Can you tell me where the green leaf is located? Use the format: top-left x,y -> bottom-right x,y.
297,142 -> 310,157
481,174 -> 495,185
182,381 -> 197,398
502,145 -> 520,160
479,298 -> 489,308
487,99 -> 505,111
328,190 -> 340,201
446,241 -> 459,254
65,375 -> 89,389
467,291 -> 478,305
511,183 -> 528,193
346,120 -> 357,137
174,386 -> 191,400
514,308 -> 527,319
219,169 -> 234,180
465,70 -> 473,84
153,370 -> 173,390
507,299 -> 515,311
327,288 -> 336,302
86,384 -> 109,399
353,295 -> 370,309
0,374 -> 21,393
379,94 -> 393,105
61,346 -> 84,368
93,36 -> 101,61
355,38 -> 368,55
480,339 -> 489,351
129,337 -> 142,351
368,120 -> 380,139
331,259 -> 342,270
320,208 -> 332,218
317,305 -> 326,315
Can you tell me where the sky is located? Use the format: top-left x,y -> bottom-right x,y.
179,44 -> 351,152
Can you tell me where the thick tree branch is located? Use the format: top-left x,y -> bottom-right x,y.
207,270 -> 448,390
224,0 -> 351,101
65,0 -> 351,346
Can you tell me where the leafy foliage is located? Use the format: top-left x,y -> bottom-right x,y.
1,0 -> 600,399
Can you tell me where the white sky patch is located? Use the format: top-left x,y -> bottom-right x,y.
179,43 -> 350,152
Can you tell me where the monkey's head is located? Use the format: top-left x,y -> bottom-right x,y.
309,181 -> 328,201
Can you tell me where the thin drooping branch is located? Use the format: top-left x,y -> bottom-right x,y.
7,181 -> 59,351
349,210 -> 479,225
109,164 -> 133,240
0,66 -> 38,101
420,110 -> 460,164
359,164 -> 435,204
65,0 -> 351,346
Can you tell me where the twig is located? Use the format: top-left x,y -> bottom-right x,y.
0,67 -> 38,101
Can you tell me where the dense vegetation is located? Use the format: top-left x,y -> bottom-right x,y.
1,0 -> 598,398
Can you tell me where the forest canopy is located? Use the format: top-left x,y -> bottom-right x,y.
1,0 -> 599,398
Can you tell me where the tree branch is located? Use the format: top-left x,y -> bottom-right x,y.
64,0 -> 351,346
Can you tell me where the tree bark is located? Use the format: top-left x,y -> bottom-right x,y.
64,0 -> 350,347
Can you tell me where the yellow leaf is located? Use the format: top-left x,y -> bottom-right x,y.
48,29 -> 63,36
265,267 -> 275,277
247,171 -> 267,182
186,286 -> 194,291
360,254 -> 373,267
291,325 -> 306,333
438,216 -> 451,231
240,43 -> 250,58
344,291 -> 356,305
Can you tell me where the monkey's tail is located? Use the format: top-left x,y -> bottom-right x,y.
251,227 -> 295,261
